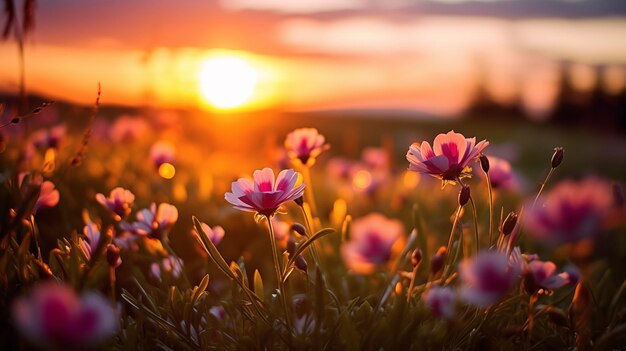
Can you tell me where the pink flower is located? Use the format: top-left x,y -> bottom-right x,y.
12,283 -> 117,347
192,222 -> 225,246
423,286 -> 456,320
526,177 -> 617,245
284,128 -> 329,166
523,260 -> 570,293
121,203 -> 178,240
150,256 -> 184,281
362,147 -> 389,170
459,251 -> 519,306
224,168 -> 305,217
30,125 -> 66,150
79,222 -> 101,261
18,172 -> 60,211
149,141 -> 176,168
109,115 -> 150,142
341,213 -> 404,274
509,247 -> 570,293
477,156 -> 519,191
96,187 -> 135,221
406,130 -> 489,183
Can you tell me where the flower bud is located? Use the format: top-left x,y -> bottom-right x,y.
290,223 -> 307,236
458,186 -> 470,207
411,248 -> 423,267
551,147 -> 564,169
294,196 -> 304,207
430,246 -> 447,276
34,260 -> 53,279
295,256 -> 308,272
287,238 -> 297,257
479,154 -> 490,173
106,244 -> 122,268
501,212 -> 518,236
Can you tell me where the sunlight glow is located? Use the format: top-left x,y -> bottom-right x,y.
158,163 -> 176,179
199,56 -> 259,109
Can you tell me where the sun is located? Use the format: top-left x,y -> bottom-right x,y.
199,56 -> 259,110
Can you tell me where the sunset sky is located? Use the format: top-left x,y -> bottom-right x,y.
1,0 -> 625,117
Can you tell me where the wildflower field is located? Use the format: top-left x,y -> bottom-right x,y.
0,98 -> 625,350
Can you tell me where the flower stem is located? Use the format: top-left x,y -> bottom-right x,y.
300,166 -> 319,220
298,205 -> 343,307
299,206 -> 323,270
468,195 -> 480,253
482,170 -> 494,247
110,267 -> 116,304
406,263 -> 421,303
532,168 -> 554,209
443,206 -> 462,279
267,216 -> 293,332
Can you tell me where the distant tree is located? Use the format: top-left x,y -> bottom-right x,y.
2,0 -> 36,113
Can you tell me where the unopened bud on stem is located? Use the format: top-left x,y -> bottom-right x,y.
551,147 -> 564,169
290,223 -> 307,236
479,154 -> 490,173
294,196 -> 304,207
501,212 -> 518,236
458,186 -> 471,207
295,256 -> 308,272
411,248 -> 423,267
430,246 -> 447,276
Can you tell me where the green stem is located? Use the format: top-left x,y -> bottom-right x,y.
468,196 -> 480,253
442,206 -> 462,280
299,205 -> 323,269
406,264 -> 420,303
110,267 -> 116,304
300,166 -> 318,220
267,216 -> 293,332
483,170 -> 494,247
532,168 -> 554,209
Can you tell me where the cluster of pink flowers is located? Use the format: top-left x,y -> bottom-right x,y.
525,177 -> 618,245
406,130 -> 488,183
341,213 -> 404,274
12,283 -> 117,347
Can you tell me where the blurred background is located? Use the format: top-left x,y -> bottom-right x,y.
1,0 -> 625,288
0,0 -> 625,122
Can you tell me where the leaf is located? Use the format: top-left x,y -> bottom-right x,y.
314,266 -> 325,338
341,215 -> 352,243
253,269 -> 264,301
284,228 -> 334,277
191,274 -> 209,305
193,216 -> 235,280
569,282 -> 592,351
